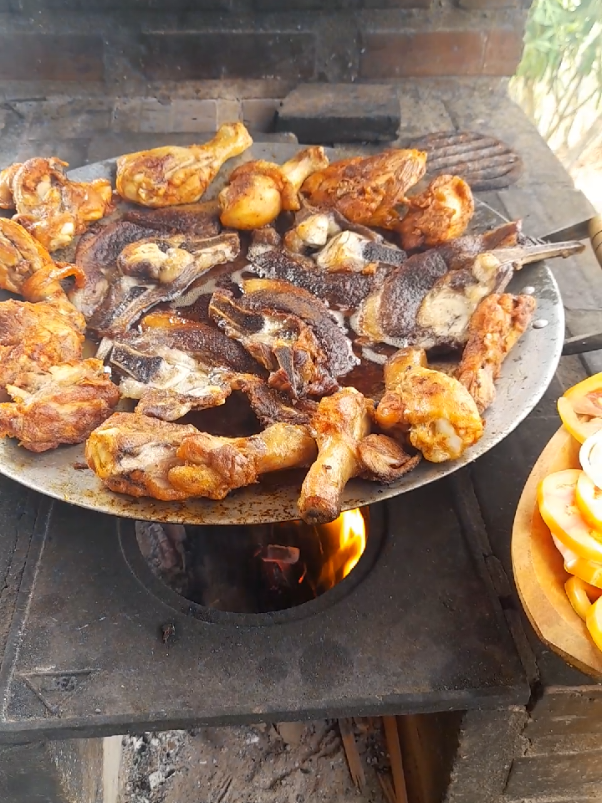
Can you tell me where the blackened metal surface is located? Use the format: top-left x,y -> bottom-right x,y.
0,479 -> 527,743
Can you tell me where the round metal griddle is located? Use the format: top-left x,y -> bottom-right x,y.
0,144 -> 564,524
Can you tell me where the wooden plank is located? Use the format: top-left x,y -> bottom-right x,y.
383,716 -> 409,803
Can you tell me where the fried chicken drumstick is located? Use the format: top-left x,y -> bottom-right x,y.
116,123 -> 253,207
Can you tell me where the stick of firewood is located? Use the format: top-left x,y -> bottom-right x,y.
377,772 -> 398,803
383,716 -> 409,803
339,718 -> 366,792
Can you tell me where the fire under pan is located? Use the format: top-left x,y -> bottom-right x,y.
0,470 -> 528,743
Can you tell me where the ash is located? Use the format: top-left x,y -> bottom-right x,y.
119,722 -> 387,803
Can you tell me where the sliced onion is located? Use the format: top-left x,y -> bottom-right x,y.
580,430 -> 602,490
552,534 -> 577,563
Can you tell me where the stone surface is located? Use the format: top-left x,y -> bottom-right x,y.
0,34 -> 104,82
277,84 -> 400,143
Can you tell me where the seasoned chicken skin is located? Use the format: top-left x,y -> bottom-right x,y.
456,293 -> 536,413
116,123 -> 253,207
0,358 -> 119,452
376,348 -> 483,463
0,158 -> 113,251
301,149 -> 427,230
219,146 -> 329,230
396,175 -> 475,251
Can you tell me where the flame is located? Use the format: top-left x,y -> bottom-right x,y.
318,508 -> 367,590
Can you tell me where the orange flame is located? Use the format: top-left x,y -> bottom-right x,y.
318,508 -> 367,590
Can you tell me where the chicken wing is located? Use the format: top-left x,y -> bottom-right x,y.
1,158 -> 113,251
0,358 -> 119,452
396,175 -> 474,251
301,149 -> 427,230
375,347 -> 483,463
456,293 -> 536,413
115,123 -> 253,207
219,146 -> 329,229
170,423 -> 317,500
298,387 -> 372,524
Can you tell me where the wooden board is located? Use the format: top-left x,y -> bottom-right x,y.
512,426 -> 602,678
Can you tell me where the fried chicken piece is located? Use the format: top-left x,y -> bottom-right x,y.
86,413 -> 200,501
375,347 -> 483,463
456,293 -> 536,413
298,387 -> 372,524
169,423 -> 317,500
219,146 -> 329,230
301,149 -> 427,230
0,358 -> 119,452
0,299 -> 85,389
1,158 -> 113,251
357,434 -> 421,482
115,123 -> 253,208
396,175 -> 475,251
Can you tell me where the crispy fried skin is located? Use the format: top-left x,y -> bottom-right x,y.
357,434 -> 421,483
301,149 -> 427,230
375,347 -> 483,463
0,359 -> 119,452
456,293 -> 536,413
116,123 -> 253,207
396,175 -> 475,250
298,387 -> 372,524
0,162 -> 21,208
4,157 -> 113,251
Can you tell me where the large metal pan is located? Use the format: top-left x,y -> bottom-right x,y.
0,144 -> 563,524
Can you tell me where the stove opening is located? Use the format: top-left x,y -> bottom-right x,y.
135,508 -> 370,614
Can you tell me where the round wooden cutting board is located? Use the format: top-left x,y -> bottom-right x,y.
512,426 -> 602,678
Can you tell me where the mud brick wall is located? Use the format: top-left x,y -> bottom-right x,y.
0,0 -> 528,91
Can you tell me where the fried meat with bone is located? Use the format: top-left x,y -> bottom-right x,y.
88,232 -> 240,336
375,348 -> 483,463
240,278 -> 358,378
209,288 -> 337,398
396,175 -> 475,251
0,157 -> 113,251
0,358 -> 119,452
314,230 -> 406,273
298,387 -> 372,524
219,147 -> 329,230
301,149 -> 427,230
116,123 -> 252,207
85,412 -> 316,501
357,434 -> 421,483
356,227 -> 584,350
122,201 -> 220,237
456,293 -> 536,413
170,423 -> 317,500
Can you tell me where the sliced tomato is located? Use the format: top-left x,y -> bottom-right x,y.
558,374 -> 602,443
586,597 -> 602,652
538,469 -> 602,562
565,576 -> 597,620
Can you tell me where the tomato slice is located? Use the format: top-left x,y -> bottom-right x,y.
558,374 -> 602,444
538,469 -> 602,562
565,576 -> 597,620
586,597 -> 602,652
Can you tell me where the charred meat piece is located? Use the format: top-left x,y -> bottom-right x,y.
209,289 -> 338,398
298,387 -> 373,524
357,230 -> 584,350
116,123 -> 253,207
396,175 -> 475,251
232,376 -> 318,427
122,201 -> 221,237
0,358 -> 119,452
314,230 -> 406,273
283,205 -> 381,254
241,278 -> 359,378
357,434 -> 421,483
456,293 -> 536,413
301,149 -> 427,230
85,413 -> 200,500
375,347 -> 483,463
169,423 -> 317,500
88,232 -> 240,336
219,147 -> 329,230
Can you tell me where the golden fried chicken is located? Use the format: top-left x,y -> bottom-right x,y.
298,387 -> 372,524
396,175 -> 475,251
0,358 -> 119,452
115,123 -> 253,208
219,146 -> 329,230
456,293 -> 536,413
0,158 -> 113,251
170,423 -> 317,500
85,412 -> 317,502
375,347 -> 483,463
300,149 -> 427,230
